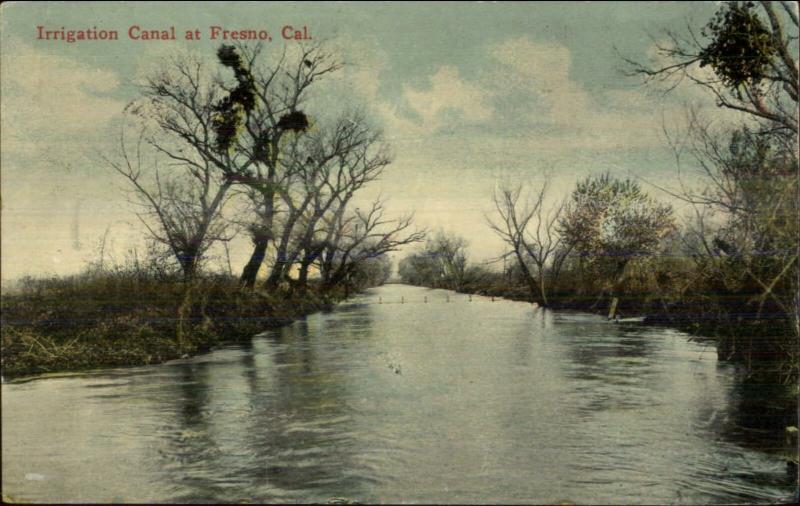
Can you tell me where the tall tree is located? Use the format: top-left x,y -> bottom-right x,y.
289,116 -> 391,287
487,182 -> 566,304
265,112 -> 388,288
128,43 -> 342,288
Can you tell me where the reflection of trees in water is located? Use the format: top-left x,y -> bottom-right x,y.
555,323 -> 669,416
718,376 -> 796,456
147,303 -> 377,503
686,359 -> 796,469
689,374 -> 797,504
559,324 -> 657,383
237,310 -> 376,502
155,360 -> 230,502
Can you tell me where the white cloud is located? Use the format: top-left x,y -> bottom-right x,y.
489,37 -> 662,148
489,37 -> 592,121
1,38 -> 124,145
320,37 -> 495,139
402,66 -> 493,131
371,36 -> 688,153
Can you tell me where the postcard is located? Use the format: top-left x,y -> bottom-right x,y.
1,1 -> 798,504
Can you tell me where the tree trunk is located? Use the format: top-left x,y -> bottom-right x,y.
266,211 -> 304,288
610,259 -> 629,297
178,251 -> 199,282
514,249 -> 539,303
539,276 -> 549,306
240,236 -> 269,289
298,256 -> 313,285
265,247 -> 288,288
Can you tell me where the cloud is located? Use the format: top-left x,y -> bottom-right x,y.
489,37 -> 667,149
402,66 -> 493,131
1,38 -> 123,141
319,37 -> 495,139
489,37 -> 592,122
367,65 -> 495,139
0,38 -> 129,280
369,36 -> 697,154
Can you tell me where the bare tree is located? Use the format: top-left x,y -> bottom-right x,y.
282,116 -> 391,288
487,182 -> 567,305
228,43 -> 342,288
261,112 -> 388,288
488,184 -> 539,302
527,191 -> 570,306
321,198 -> 426,294
128,42 -> 342,288
106,133 -> 233,280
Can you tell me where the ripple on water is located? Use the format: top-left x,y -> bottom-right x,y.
1,285 -> 795,504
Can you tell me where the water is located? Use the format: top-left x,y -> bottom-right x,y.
2,284 -> 796,504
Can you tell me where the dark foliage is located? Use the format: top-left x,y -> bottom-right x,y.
276,111 -> 310,131
212,45 -> 257,151
699,2 -> 776,89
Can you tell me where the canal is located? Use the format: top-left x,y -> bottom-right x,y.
1,284 -> 794,503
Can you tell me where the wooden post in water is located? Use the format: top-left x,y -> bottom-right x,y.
379,297 -> 382,304
469,294 -> 472,302
446,295 -> 450,303
608,297 -> 619,320
491,296 -> 495,302
401,296 -> 404,304
424,296 -> 427,303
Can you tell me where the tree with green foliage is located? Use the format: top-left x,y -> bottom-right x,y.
626,0 -> 798,381
559,174 -> 675,299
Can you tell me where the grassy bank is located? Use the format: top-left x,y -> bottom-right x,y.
450,268 -> 798,385
1,270 -> 341,379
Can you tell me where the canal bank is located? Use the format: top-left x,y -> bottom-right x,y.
1,275 -> 341,379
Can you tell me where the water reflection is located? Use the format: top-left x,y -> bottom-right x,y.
1,285 -> 795,504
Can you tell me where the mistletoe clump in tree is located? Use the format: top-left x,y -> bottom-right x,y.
698,1 -> 777,91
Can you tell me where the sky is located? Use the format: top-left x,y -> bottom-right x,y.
1,1 -> 742,281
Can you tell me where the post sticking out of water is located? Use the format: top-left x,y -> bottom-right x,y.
446,295 -> 449,303
401,296 -> 404,304
608,297 -> 619,320
424,296 -> 427,303
379,297 -> 382,304
469,294 -> 472,302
